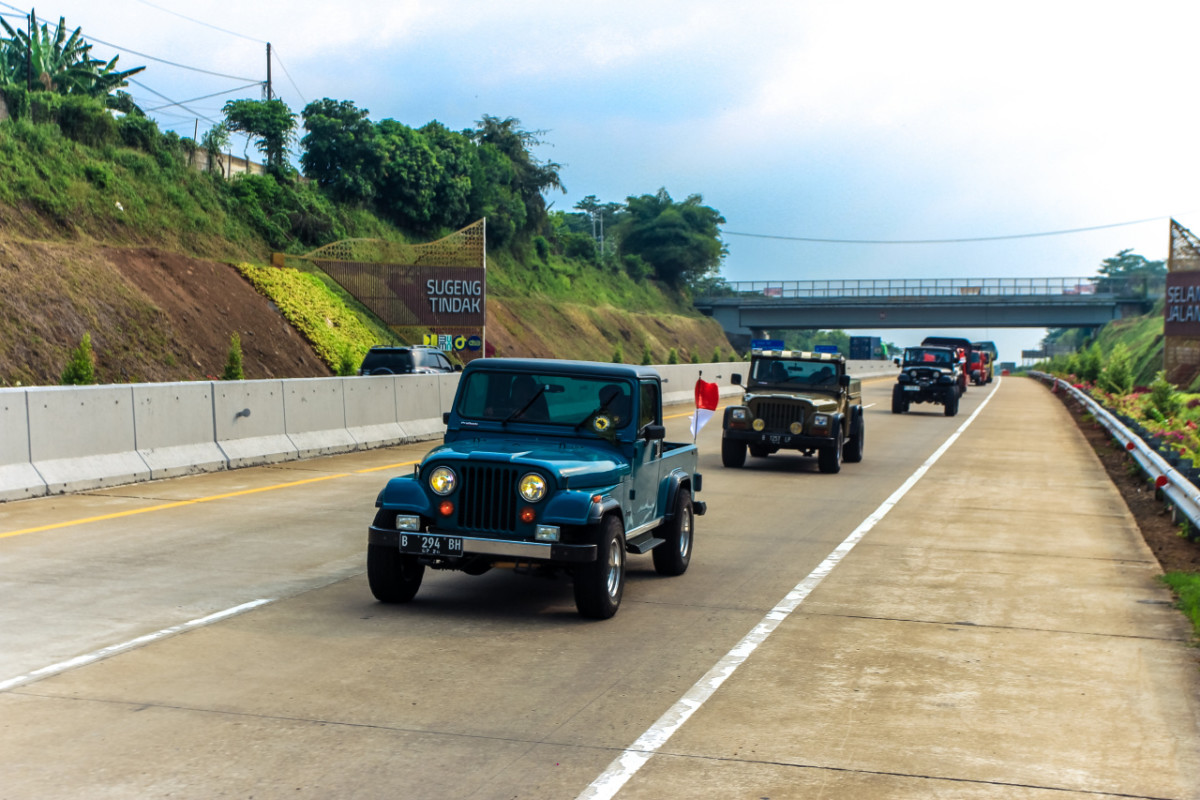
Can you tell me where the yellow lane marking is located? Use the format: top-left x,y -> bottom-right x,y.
1,472 -> 352,539
354,459 -> 421,474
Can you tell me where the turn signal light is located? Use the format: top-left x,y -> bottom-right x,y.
439,500 -> 454,516
520,506 -> 536,523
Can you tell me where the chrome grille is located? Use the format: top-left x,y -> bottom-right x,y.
457,465 -> 518,533
753,401 -> 803,432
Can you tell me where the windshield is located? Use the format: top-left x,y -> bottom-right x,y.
359,350 -> 415,374
903,348 -> 954,366
457,371 -> 634,430
749,358 -> 839,386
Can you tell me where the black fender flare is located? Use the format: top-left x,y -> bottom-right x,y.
662,468 -> 692,521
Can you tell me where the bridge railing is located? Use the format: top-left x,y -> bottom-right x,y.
697,276 -> 1153,301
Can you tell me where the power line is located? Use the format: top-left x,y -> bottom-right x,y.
145,81 -> 263,113
270,46 -> 306,106
127,77 -> 217,125
723,216 -> 1168,245
135,0 -> 267,44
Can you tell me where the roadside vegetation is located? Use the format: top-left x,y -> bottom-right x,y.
1037,249 -> 1200,633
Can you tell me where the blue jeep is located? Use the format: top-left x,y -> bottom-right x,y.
367,358 -> 706,618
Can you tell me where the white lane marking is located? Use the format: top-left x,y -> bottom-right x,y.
578,379 -> 1003,800
863,403 -> 876,409
0,599 -> 273,693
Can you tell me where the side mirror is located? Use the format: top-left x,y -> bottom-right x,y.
892,357 -> 901,366
454,364 -> 463,372
839,374 -> 851,387
442,412 -> 450,425
642,424 -> 666,441
731,373 -> 742,385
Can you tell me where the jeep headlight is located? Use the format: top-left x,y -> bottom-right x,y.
518,472 -> 547,502
812,414 -> 830,428
730,408 -> 748,420
429,466 -> 457,496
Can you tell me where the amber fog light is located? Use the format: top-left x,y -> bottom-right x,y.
752,418 -> 765,431
519,506 -> 536,524
789,421 -> 803,435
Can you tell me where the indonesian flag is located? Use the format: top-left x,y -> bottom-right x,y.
690,378 -> 720,438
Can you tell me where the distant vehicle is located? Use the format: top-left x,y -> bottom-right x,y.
966,350 -> 993,385
893,346 -> 962,417
849,336 -> 885,360
358,345 -> 460,376
722,349 -> 864,473
920,336 -> 974,395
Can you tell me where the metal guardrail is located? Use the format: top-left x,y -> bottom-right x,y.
697,276 -> 1154,301
1032,371 -> 1200,536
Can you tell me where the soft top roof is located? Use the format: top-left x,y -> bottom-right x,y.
460,357 -> 660,381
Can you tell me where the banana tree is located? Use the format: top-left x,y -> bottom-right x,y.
0,15 -> 144,107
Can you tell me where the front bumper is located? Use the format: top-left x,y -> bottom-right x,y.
369,526 -> 597,563
722,428 -> 834,450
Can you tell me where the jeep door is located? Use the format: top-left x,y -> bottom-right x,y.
630,379 -> 664,531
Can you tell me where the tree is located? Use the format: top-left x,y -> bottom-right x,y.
375,118 -> 444,233
1098,249 -> 1165,279
472,115 -> 564,232
300,98 -> 382,203
222,98 -> 297,171
201,124 -> 230,176
0,15 -> 144,107
617,189 -> 726,288
60,332 -> 95,385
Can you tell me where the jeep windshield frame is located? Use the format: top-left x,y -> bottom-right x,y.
456,370 -> 636,433
902,347 -> 956,367
749,357 -> 842,389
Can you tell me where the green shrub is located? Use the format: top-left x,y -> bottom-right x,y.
641,343 -> 653,365
532,235 -> 550,263
60,332 -> 96,385
612,343 -> 624,363
118,114 -> 161,154
1149,370 -> 1182,418
1079,344 -> 1103,383
221,332 -> 244,380
1098,343 -> 1134,395
668,347 -> 678,364
712,347 -> 722,363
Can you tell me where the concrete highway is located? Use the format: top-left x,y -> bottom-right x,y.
2,376 -> 1198,799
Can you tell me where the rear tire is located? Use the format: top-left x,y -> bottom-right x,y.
891,385 -> 906,414
653,491 -> 693,576
722,437 -> 746,467
367,544 -> 425,603
574,515 -> 626,619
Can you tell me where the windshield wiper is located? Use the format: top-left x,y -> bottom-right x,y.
503,385 -> 547,425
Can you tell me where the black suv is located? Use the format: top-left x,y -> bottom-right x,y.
357,346 -> 460,376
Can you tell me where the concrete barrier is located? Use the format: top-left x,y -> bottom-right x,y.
0,389 -> 46,501
27,385 -> 150,494
396,374 -> 451,441
343,376 -> 404,448
133,382 -> 227,479
283,378 -> 357,459
212,380 -> 296,469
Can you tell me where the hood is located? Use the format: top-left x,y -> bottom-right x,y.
425,435 -> 630,488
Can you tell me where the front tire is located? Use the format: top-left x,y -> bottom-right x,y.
367,544 -> 425,603
722,437 -> 746,468
653,491 -> 693,576
574,515 -> 626,619
818,421 -> 843,474
891,385 -> 906,414
844,412 -> 864,463
944,389 -> 959,417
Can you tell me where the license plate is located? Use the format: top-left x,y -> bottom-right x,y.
904,385 -> 920,391
768,434 -> 791,444
399,533 -> 464,556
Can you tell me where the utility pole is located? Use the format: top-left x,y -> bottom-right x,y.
265,42 -> 273,101
26,9 -> 33,91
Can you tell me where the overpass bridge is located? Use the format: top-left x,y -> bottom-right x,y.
693,276 -> 1154,344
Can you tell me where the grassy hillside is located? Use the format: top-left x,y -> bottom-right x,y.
0,112 -> 732,385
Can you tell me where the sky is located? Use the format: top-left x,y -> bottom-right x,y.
5,0 -> 1198,363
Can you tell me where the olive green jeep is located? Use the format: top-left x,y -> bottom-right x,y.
721,349 -> 864,473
